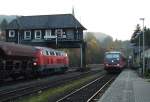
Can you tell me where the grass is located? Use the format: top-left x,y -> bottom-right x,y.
17,73 -> 100,102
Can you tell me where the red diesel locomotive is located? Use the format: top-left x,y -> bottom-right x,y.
0,41 -> 69,80
104,51 -> 126,73
33,47 -> 69,75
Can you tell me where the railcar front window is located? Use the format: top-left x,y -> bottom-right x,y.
106,54 -> 120,59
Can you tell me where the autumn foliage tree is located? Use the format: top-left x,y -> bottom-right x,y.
85,32 -> 105,64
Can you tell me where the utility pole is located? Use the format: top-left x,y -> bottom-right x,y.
56,34 -> 57,48
140,18 -> 145,76
17,16 -> 21,44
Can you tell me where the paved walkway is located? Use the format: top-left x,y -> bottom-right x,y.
98,69 -> 150,102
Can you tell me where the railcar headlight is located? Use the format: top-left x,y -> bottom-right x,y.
117,64 -> 120,66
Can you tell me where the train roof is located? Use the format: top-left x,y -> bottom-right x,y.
105,51 -> 121,54
105,51 -> 126,58
35,46 -> 54,51
35,46 -> 66,54
0,41 -> 36,57
0,42 -> 67,58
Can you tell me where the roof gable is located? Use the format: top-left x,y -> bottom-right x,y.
7,14 -> 86,30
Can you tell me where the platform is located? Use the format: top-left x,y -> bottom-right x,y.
98,69 -> 150,102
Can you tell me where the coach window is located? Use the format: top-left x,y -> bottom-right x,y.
9,30 -> 15,37
34,30 -> 41,39
24,31 -> 31,40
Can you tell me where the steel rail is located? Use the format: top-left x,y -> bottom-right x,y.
0,70 -> 102,102
56,75 -> 105,102
87,76 -> 115,102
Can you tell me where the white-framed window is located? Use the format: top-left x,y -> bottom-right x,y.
34,30 -> 41,39
24,31 -> 31,40
44,30 -> 55,39
9,30 -> 15,37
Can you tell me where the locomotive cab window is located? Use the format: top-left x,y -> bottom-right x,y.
9,30 -> 15,37
42,50 -> 47,55
42,49 -> 50,56
46,50 -> 50,55
55,52 -> 59,56
56,52 -> 61,56
50,51 -> 55,56
58,52 -> 61,56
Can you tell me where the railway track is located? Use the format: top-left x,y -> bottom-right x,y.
87,76 -> 115,102
0,70 -> 104,102
0,66 -> 77,88
56,74 -> 117,102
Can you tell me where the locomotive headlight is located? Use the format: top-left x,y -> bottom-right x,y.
33,62 -> 37,66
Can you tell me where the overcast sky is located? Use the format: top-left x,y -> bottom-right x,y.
0,0 -> 150,40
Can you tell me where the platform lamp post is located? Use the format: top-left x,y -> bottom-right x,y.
55,30 -> 58,48
136,32 -> 141,66
55,34 -> 58,48
140,18 -> 145,76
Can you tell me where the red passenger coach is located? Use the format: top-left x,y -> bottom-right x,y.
104,51 -> 126,73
